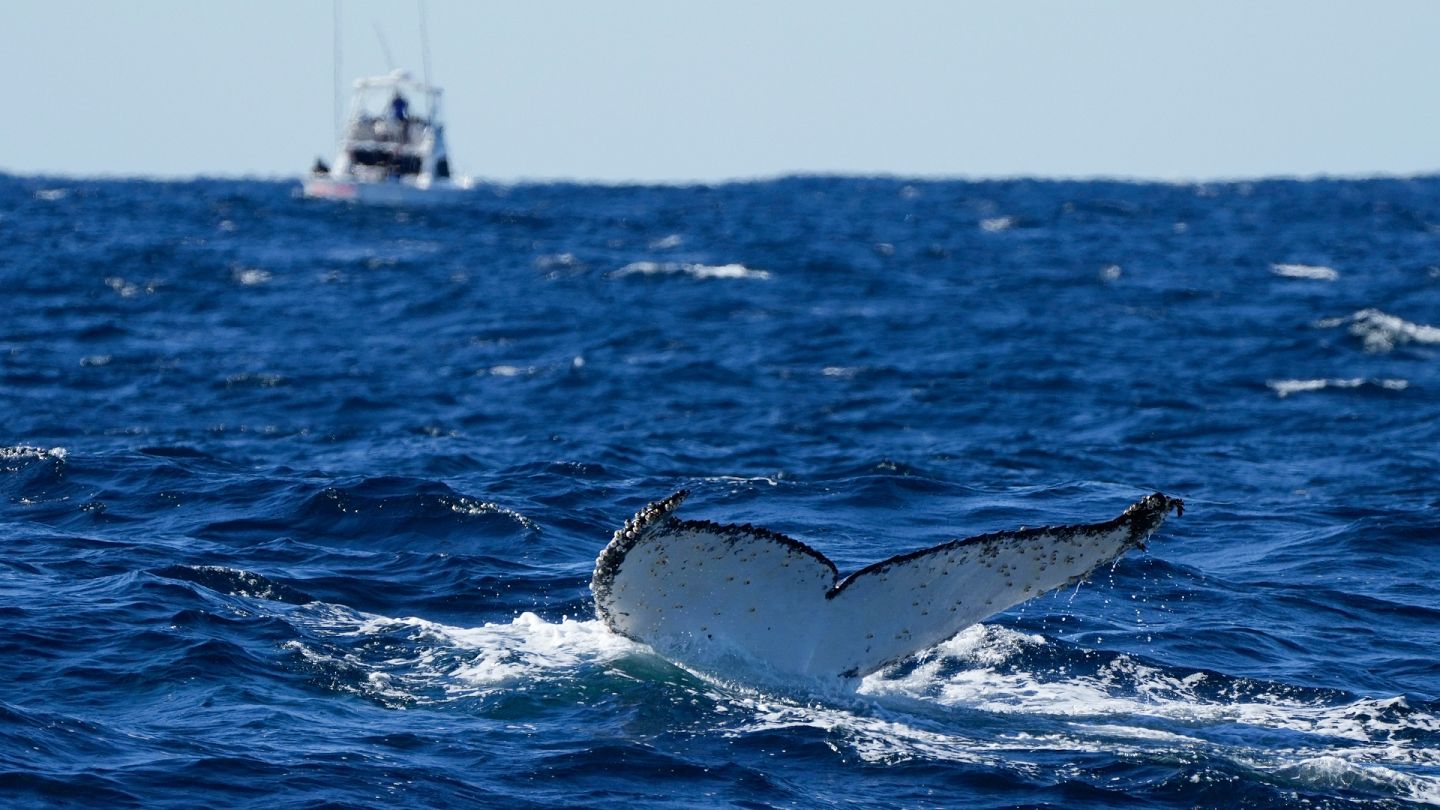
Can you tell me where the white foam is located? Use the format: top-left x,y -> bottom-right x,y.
485,365 -> 532,377
291,609 -> 644,700
1326,308 -> 1440,353
533,252 -> 583,271
438,614 -> 641,690
0,445 -> 66,460
858,627 -> 1440,777
233,267 -> 273,286
745,625 -> 1438,799
1267,378 -> 1409,398
1271,263 -> 1339,281
613,261 -> 771,281
104,276 -> 142,298
1273,756 -> 1440,805
980,216 -> 1016,233
731,698 -> 994,766
649,234 -> 684,250
280,605 -> 1439,801
34,188 -> 69,201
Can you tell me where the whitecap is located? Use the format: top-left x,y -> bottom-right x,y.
613,261 -> 771,281
1271,263 -> 1339,281
533,252 -> 583,270
980,216 -> 1016,233
613,260 -> 665,276
1329,309 -> 1440,353
687,263 -> 769,280
1267,378 -> 1409,398
485,365 -> 530,377
0,445 -> 67,464
1275,756 -> 1440,805
34,188 -> 69,201
233,267 -> 273,286
104,276 -> 141,298
648,234 -> 684,250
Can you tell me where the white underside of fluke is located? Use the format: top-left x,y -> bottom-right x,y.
591,491 -> 1182,682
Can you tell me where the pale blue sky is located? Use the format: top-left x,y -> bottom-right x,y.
6,0 -> 1438,181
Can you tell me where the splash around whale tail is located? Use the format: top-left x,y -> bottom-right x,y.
591,491 -> 1183,682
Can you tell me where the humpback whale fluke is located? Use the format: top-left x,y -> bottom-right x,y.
592,491 -> 1184,681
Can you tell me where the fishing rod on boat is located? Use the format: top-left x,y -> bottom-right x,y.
332,0 -> 342,144
373,22 -> 396,72
419,0 -> 434,92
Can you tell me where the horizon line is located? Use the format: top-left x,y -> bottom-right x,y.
5,167 -> 1439,188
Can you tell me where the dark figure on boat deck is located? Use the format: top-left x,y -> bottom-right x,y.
390,92 -> 410,141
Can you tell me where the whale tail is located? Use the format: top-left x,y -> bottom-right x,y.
592,491 -> 1183,681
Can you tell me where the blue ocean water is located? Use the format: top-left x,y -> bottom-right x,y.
1,173 -> 1438,808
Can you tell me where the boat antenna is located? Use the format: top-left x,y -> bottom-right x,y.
418,0 -> 434,89
332,0 -> 342,143
373,22 -> 396,72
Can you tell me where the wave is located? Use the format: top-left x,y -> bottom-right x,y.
612,261 -> 771,281
0,445 -> 68,467
0,445 -> 71,505
153,565 -> 316,605
273,605 -> 1440,804
533,252 -> 584,271
1271,263 -> 1339,281
862,626 -> 1438,751
283,608 -> 644,706
198,477 -> 541,547
1267,378 -> 1409,398
1319,309 -> 1440,353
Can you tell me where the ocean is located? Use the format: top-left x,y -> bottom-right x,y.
1,174 -> 1437,808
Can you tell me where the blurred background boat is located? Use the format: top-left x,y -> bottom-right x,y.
303,69 -> 473,204
303,1 -> 472,204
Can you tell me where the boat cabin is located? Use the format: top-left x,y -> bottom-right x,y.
325,70 -> 451,183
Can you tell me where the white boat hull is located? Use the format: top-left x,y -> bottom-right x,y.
301,175 -> 473,206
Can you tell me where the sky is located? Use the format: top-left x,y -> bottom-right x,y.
6,0 -> 1439,182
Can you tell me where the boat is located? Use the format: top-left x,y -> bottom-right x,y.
303,69 -> 474,204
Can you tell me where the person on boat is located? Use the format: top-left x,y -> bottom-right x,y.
390,91 -> 410,141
